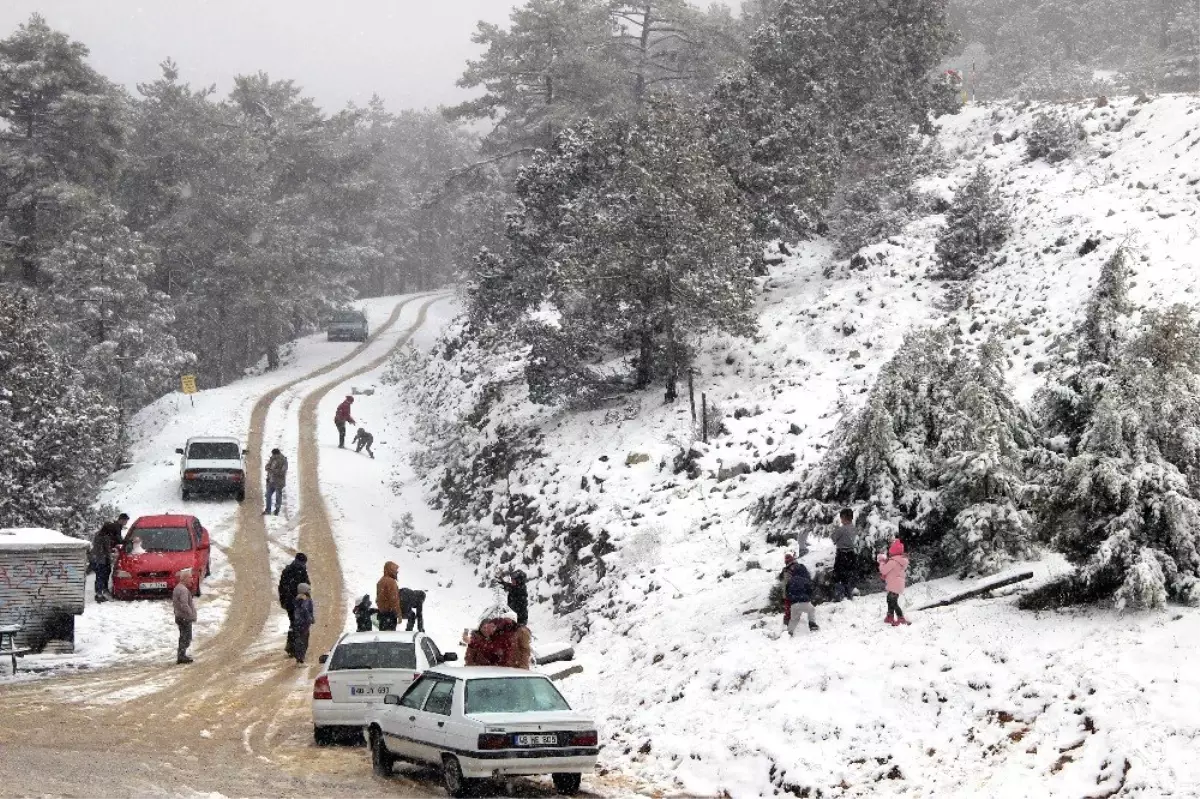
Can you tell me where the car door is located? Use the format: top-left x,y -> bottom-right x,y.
388,675 -> 438,761
413,677 -> 457,755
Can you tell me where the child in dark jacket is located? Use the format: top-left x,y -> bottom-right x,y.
352,594 -> 376,632
784,562 -> 819,636
293,583 -> 316,664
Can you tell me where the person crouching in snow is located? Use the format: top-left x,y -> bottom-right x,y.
352,426 -> 375,458
878,540 -> 911,626
292,583 -> 316,664
785,559 -> 818,635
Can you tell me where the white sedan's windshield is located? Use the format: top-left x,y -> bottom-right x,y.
464,677 -> 570,714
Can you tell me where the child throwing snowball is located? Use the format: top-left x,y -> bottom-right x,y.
878,540 -> 911,626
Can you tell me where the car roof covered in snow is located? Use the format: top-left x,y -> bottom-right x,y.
130,515 -> 199,528
429,665 -> 548,681
185,436 -> 241,443
0,528 -> 91,551
338,630 -> 423,645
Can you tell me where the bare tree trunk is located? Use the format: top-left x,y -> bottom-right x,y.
635,321 -> 653,389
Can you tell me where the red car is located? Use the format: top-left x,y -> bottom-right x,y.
112,514 -> 212,600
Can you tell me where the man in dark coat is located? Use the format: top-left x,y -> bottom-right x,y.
91,513 -> 129,602
497,569 -> 529,626
334,396 -> 355,448
785,561 -> 819,636
399,587 -> 426,632
277,553 -> 309,657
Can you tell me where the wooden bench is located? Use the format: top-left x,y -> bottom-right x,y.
0,625 -> 29,674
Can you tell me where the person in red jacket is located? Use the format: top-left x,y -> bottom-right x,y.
334,395 -> 356,448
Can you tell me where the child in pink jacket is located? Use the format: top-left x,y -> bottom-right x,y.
877,539 -> 911,626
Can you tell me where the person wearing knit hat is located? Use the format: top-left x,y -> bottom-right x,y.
292,582 -> 315,665
877,539 -> 911,626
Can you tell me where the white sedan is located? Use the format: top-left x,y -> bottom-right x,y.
311,630 -> 457,744
365,666 -> 600,796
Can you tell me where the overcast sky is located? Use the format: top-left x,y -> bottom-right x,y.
0,1 -> 519,113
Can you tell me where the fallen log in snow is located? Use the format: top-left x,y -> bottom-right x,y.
916,571 -> 1035,611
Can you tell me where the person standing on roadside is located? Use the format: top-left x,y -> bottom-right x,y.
292,583 -> 315,665
91,513 -> 128,602
376,561 -> 401,630
277,553 -> 309,657
263,448 -> 288,516
497,569 -> 529,626
173,568 -> 197,664
334,395 -> 356,448
831,508 -> 858,602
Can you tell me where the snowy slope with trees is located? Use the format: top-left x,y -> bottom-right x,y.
390,94 -> 1200,796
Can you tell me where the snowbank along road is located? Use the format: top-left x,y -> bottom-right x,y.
0,294 -> 463,798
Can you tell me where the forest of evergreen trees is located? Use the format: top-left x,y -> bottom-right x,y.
2,0 -> 1197,599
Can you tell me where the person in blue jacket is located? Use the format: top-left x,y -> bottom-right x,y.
785,561 -> 819,636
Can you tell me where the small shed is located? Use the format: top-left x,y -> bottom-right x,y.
0,528 -> 90,652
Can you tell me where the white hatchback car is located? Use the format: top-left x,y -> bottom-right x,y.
311,630 -> 457,744
365,666 -> 599,796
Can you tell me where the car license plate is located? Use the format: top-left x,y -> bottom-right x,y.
515,734 -> 559,747
140,581 -> 168,590
350,685 -> 390,696
201,473 -> 227,481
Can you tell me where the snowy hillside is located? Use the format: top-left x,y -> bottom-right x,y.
390,94 -> 1200,797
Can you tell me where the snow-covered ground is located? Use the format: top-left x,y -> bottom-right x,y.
389,94 -> 1200,797
9,95 -> 1200,797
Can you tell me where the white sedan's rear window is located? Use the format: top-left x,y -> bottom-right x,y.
329,642 -> 416,670
465,677 -> 571,714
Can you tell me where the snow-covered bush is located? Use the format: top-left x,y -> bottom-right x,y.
931,165 -> 1010,280
757,328 -> 1040,579
1025,111 -> 1081,164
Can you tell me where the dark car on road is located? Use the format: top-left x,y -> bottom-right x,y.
327,309 -> 369,342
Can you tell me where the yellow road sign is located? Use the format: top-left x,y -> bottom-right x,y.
181,375 -> 198,395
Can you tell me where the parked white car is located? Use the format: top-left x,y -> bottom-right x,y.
311,630 -> 457,744
176,436 -> 246,501
365,666 -> 599,796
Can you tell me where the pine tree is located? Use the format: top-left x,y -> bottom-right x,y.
932,165 -> 1010,280
473,102 -> 758,404
0,15 -> 127,285
445,0 -> 626,154
1033,304 -> 1200,610
0,291 -> 121,537
41,195 -> 192,412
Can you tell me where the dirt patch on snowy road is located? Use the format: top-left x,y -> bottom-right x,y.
0,295 -> 442,798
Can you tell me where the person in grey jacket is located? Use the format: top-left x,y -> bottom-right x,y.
172,568 -> 197,665
831,508 -> 858,601
264,448 -> 288,516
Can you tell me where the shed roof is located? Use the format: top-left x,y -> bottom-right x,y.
0,528 -> 91,551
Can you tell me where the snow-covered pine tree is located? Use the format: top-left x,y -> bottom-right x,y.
937,339 -> 1038,576
932,164 -> 1010,280
41,195 -> 193,412
0,291 -> 121,537
1036,248 -> 1132,453
1030,304 -> 1200,610
0,15 -> 127,286
757,328 -> 1039,578
1025,110 -> 1080,164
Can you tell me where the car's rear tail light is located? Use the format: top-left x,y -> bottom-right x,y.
231,472 -> 244,482
411,672 -> 423,681
570,731 -> 598,747
477,733 -> 508,751
313,675 -> 332,700
184,470 -> 200,480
